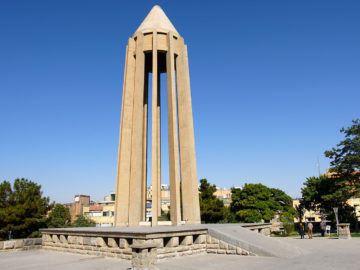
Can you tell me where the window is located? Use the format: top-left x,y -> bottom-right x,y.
103,211 -> 109,217
111,211 -> 115,216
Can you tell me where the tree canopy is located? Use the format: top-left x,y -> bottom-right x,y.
72,215 -> 96,227
300,119 -> 360,225
199,179 -> 228,223
230,184 -> 295,223
47,204 -> 71,228
324,119 -> 360,197
0,178 -> 51,240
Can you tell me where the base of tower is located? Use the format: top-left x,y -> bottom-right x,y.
40,223 -> 289,268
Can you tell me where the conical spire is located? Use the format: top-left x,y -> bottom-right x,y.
135,5 -> 179,35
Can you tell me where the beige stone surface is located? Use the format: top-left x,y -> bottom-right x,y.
114,5 -> 200,227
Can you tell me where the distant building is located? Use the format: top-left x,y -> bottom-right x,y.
64,195 -> 90,222
83,192 -> 115,227
214,187 -> 232,206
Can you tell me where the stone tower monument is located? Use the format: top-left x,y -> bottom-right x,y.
114,6 -> 200,227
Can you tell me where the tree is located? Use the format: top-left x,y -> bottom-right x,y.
199,179 -> 228,223
0,178 -> 51,240
324,119 -> 360,198
230,184 -> 295,223
301,176 -> 356,224
47,204 -> 71,228
71,215 -> 96,227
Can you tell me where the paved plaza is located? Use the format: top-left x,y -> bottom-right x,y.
1,237 -> 359,270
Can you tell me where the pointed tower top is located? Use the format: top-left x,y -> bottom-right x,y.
135,5 -> 179,35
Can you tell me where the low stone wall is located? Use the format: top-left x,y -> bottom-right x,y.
241,223 -> 272,236
41,232 -> 253,260
0,238 -> 42,251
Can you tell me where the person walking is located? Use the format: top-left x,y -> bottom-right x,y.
320,220 -> 326,237
299,223 -> 305,239
308,222 -> 313,239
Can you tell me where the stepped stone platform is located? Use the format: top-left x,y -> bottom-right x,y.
41,224 -> 303,261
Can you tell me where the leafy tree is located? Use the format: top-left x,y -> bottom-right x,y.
0,178 -> 51,240
230,184 -> 295,223
71,215 -> 96,227
199,179 -> 228,223
301,176 -> 356,224
47,204 -> 71,228
324,119 -> 360,198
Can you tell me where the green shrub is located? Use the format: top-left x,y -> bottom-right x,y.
283,222 -> 295,236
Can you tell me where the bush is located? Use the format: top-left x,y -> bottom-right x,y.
283,222 -> 295,236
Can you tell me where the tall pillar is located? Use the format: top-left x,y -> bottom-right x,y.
141,71 -> 149,221
151,31 -> 159,226
114,38 -> 136,226
166,31 -> 181,225
157,71 -> 161,216
128,33 -> 145,226
176,39 -> 201,223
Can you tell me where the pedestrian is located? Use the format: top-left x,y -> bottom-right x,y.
308,222 -> 313,239
320,220 -> 326,237
299,223 -> 305,239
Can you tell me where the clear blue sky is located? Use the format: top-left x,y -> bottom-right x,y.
1,1 -> 359,203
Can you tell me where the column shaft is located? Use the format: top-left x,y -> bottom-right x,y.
157,71 -> 161,215
141,71 -> 149,221
176,40 -> 201,223
166,32 -> 181,225
151,32 -> 159,226
128,33 -> 145,226
115,39 -> 136,226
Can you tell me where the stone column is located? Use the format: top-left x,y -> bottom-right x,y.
151,32 -> 159,226
141,71 -> 149,222
129,33 -> 145,226
176,39 -> 201,224
115,38 -> 136,226
157,71 -> 161,216
166,32 -> 181,225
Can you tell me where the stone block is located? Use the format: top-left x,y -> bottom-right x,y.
176,245 -> 190,252
226,250 -> 236,255
133,238 -> 163,248
179,250 -> 193,256
4,241 -> 15,249
217,249 -> 226,254
180,235 -> 193,246
228,244 -> 236,250
207,244 -> 219,249
0,241 -> 4,249
34,238 -> 42,245
107,238 -> 118,248
82,237 -> 91,246
67,236 -> 75,244
14,239 -> 24,248
52,235 -> 60,243
59,235 -> 68,244
91,237 -> 106,247
242,249 -> 250,255
206,235 -> 219,244
219,241 -> 228,249
236,247 -> 242,255
165,237 -> 179,247
42,234 -> 52,242
194,234 -> 206,244
24,239 -> 34,246
119,238 -> 129,248
76,236 -> 84,245
131,248 -> 157,269
206,249 -> 217,254
157,253 -> 176,260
